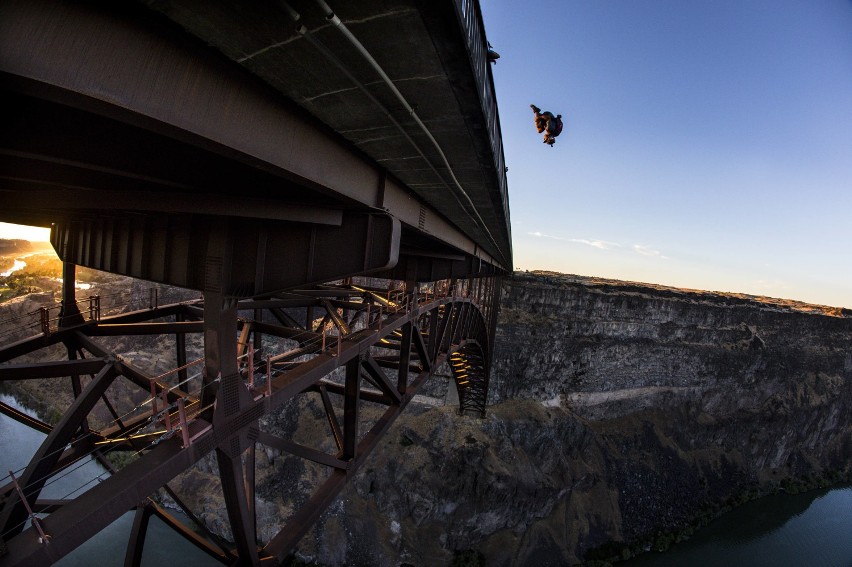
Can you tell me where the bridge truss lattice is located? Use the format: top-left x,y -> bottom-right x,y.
0,271 -> 499,565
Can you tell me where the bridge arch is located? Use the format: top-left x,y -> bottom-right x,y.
0,276 -> 500,565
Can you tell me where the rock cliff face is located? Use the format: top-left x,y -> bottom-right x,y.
2,271 -> 850,565
292,271 -> 852,565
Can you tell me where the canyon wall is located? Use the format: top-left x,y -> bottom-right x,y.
2,271 -> 850,565
291,271 -> 852,565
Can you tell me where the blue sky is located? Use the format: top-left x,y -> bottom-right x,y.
483,0 -> 852,308
3,1 -> 850,307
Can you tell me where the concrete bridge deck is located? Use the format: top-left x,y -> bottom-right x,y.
1,0 -> 512,284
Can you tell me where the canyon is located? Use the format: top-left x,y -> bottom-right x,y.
289,271 -> 851,565
1,270 -> 850,565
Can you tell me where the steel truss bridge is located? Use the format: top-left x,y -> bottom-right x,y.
0,0 -> 511,564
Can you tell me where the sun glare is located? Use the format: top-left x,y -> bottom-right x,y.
0,222 -> 51,242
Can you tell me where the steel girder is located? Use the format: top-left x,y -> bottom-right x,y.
0,273 -> 500,565
50,212 -> 401,296
0,0 -> 509,272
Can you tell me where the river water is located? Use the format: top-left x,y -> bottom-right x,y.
0,394 -> 217,566
625,485 -> 852,567
0,259 -> 27,278
2,394 -> 850,565
0,253 -> 91,289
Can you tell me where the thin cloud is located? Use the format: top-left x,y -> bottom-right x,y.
571,238 -> 621,250
528,231 -> 565,240
751,279 -> 793,291
633,244 -> 669,260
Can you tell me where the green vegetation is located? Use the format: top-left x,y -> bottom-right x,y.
0,382 -> 63,425
105,450 -> 140,471
77,266 -> 118,284
0,246 -> 126,303
0,252 -> 63,302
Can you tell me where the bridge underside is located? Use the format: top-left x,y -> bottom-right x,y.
0,0 -> 511,277
0,0 -> 509,562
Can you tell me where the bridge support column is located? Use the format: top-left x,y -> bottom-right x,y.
341,355 -> 361,461
201,219 -> 236,411
202,223 -> 262,562
124,504 -> 153,567
205,290 -> 261,564
215,448 -> 260,565
59,261 -> 84,327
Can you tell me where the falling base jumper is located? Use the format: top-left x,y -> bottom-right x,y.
531,104 -> 563,147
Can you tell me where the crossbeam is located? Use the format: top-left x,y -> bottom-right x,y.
0,277 -> 498,566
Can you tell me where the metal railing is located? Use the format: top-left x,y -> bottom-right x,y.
0,287 -> 198,341
454,0 -> 511,241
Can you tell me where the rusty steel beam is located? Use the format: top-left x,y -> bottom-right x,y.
124,505 -> 153,567
51,212 -> 401,296
412,325 -> 432,374
148,498 -> 233,564
215,449 -> 261,565
0,362 -> 118,538
86,321 -> 204,336
0,188 -> 343,228
0,1 -> 509,272
0,401 -> 52,434
256,431 -> 348,471
73,332 -> 192,403
361,356 -> 404,404
0,358 -> 106,381
158,485 -> 235,563
237,298 -> 319,311
341,356 -> 361,461
397,322 -> 414,394
314,380 -> 389,406
250,321 -> 318,343
32,500 -> 69,514
0,330 -> 71,364
0,280 -> 501,565
175,312 -> 189,385
96,303 -> 191,325
263,336 -> 466,561
1,437 -> 199,566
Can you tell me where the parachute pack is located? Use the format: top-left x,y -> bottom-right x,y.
548,115 -> 563,137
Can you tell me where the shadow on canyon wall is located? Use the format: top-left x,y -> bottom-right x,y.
2,270 -> 850,565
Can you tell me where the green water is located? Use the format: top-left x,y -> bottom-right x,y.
625,485 -> 852,567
